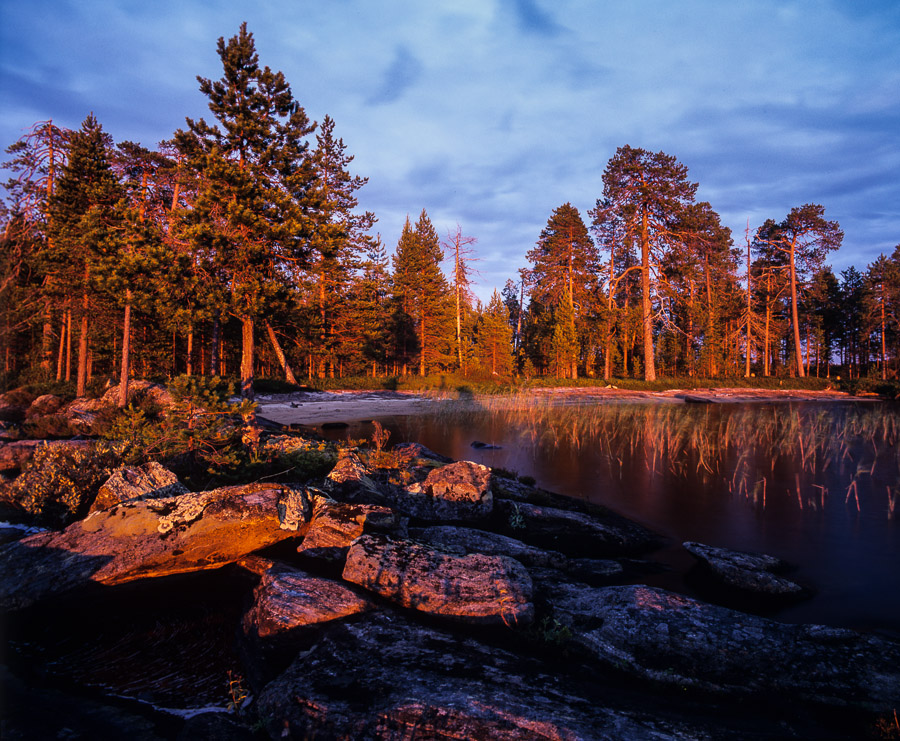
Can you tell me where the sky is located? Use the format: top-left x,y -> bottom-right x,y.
2,0 -> 899,301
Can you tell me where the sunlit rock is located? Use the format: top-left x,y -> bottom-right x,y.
297,499 -> 404,562
89,462 -> 187,514
399,460 -> 492,521
343,533 -> 533,626
0,483 -> 317,610
409,524 -> 567,568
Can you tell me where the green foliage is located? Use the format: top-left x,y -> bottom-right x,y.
9,442 -> 120,527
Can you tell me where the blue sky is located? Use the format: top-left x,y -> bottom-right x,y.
2,0 -> 899,300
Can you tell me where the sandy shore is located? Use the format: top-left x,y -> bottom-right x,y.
254,386 -> 863,427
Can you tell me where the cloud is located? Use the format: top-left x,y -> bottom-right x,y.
504,0 -> 564,36
367,45 -> 424,106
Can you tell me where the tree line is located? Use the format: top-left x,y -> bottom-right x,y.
2,24 -> 898,401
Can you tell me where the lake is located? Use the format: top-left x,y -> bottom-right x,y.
326,399 -> 900,638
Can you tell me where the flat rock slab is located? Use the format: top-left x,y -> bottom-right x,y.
409,524 -> 567,569
255,612 -> 715,740
0,483 -> 316,610
90,462 -> 188,514
547,583 -> 900,711
494,499 -> 659,557
683,541 -> 805,596
297,499 -> 404,562
343,533 -> 533,626
242,564 -> 374,640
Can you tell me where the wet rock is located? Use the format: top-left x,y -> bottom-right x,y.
242,563 -> 374,641
495,499 -> 659,557
343,533 -> 533,626
471,440 -> 502,449
0,483 -> 317,610
400,460 -> 492,521
256,612 -> 714,740
683,541 -> 806,597
89,461 -> 188,514
409,524 -> 567,568
297,499 -> 405,562
0,438 -> 91,473
547,583 -> 900,711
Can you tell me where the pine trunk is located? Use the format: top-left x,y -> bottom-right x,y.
640,210 -> 657,381
266,321 -> 298,385
241,316 -> 255,401
118,293 -> 132,408
76,289 -> 89,397
788,243 -> 805,377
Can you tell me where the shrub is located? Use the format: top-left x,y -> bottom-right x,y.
9,442 -> 121,527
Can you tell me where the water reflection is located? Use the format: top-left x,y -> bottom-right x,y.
330,401 -> 900,636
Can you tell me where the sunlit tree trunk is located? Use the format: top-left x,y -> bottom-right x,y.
118,292 -> 132,407
266,320 -> 297,385
241,316 -> 254,401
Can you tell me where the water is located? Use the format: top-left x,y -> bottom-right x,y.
329,400 -> 900,637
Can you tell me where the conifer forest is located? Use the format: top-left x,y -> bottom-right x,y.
2,24 -> 899,398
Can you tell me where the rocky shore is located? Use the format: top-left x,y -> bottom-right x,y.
1,384 -> 898,739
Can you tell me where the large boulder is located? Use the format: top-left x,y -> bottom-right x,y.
25,394 -> 65,419
0,483 -> 317,610
255,612 -> 736,740
547,582 -> 900,711
683,541 -> 806,597
399,460 -> 492,521
296,499 -> 405,562
494,499 -> 659,557
89,462 -> 188,514
343,533 -> 533,626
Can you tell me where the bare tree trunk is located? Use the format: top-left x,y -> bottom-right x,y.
65,307 -> 73,382
265,321 -> 297,385
210,318 -> 220,376
880,283 -> 887,381
55,308 -> 66,381
186,326 -> 193,377
788,243 -> 805,377
118,292 -> 132,408
640,211 -> 656,381
745,226 -> 752,378
241,316 -> 254,401
76,289 -> 89,397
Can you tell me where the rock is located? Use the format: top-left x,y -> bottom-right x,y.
0,438 -> 91,473
255,612 -> 726,740
392,441 -> 453,464
682,541 -> 806,597
494,499 -> 659,557
297,499 -> 405,562
25,393 -> 65,419
63,396 -> 106,433
409,524 -> 567,568
89,461 -> 188,514
242,563 -> 374,641
99,380 -> 175,409
547,583 -> 900,711
400,460 -> 493,521
176,713 -> 255,741
0,483 -> 317,610
343,533 -> 533,626
565,557 -> 625,584
471,440 -> 502,450
0,390 -> 32,423
325,451 -> 385,502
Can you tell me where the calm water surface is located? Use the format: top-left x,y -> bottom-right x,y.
331,400 -> 900,637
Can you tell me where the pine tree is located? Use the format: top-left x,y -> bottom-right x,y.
475,290 -> 513,375
526,203 -> 597,379
175,23 -> 315,399
47,114 -> 124,397
601,146 -> 698,381
306,115 -> 376,376
756,205 -> 842,378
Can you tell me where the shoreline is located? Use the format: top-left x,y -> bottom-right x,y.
254,386 -> 867,426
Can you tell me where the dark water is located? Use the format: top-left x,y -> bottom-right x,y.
328,400 -> 900,638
